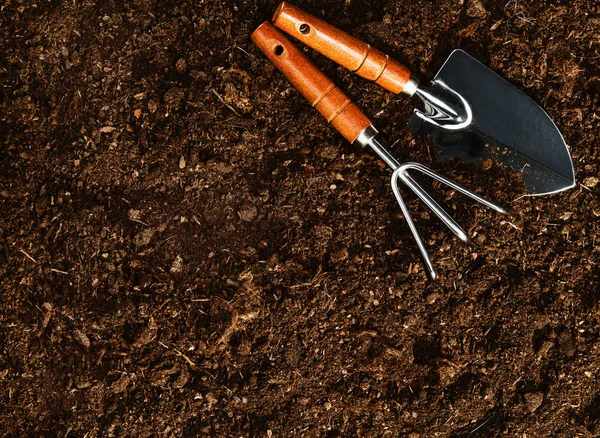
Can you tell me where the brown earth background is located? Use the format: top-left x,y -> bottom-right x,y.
1,0 -> 600,436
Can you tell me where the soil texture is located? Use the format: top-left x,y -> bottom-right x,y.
1,0 -> 600,436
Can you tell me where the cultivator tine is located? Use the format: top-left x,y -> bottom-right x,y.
391,164 -> 506,279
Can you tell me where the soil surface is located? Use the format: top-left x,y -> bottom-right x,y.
1,0 -> 599,436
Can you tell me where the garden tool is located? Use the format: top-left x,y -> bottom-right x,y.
252,22 -> 506,279
272,2 -> 576,196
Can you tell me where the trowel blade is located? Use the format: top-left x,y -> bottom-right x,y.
409,49 -> 575,196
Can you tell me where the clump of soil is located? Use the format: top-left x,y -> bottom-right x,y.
1,0 -> 599,436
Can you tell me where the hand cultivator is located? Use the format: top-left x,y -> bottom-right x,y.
252,23 -> 504,279
251,3 -> 575,278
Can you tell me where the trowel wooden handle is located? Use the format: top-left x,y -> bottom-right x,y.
252,22 -> 372,144
273,2 -> 416,95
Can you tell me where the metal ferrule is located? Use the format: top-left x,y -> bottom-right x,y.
354,125 -> 401,170
402,75 -> 420,97
353,125 -> 379,149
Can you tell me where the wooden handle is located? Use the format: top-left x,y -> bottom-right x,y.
273,2 -> 415,95
251,22 -> 372,144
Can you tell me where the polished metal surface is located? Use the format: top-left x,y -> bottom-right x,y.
354,125 -> 379,150
409,49 -> 575,196
402,75 -> 420,97
413,80 -> 472,131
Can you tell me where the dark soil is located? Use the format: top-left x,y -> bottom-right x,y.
1,0 -> 599,436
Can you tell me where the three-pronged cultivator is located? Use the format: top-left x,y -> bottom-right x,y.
252,23 -> 505,279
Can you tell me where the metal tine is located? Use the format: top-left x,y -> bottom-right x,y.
399,173 -> 473,245
399,163 -> 506,213
390,170 -> 437,280
390,163 -> 506,280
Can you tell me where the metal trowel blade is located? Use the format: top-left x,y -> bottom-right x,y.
409,50 -> 575,196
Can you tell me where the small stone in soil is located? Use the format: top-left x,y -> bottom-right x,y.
238,204 -> 257,222
558,331 -> 575,357
134,228 -> 155,246
297,396 -> 309,405
480,158 -> 493,171
524,392 -> 544,413
170,256 -> 183,274
205,392 -> 218,405
583,176 -> 599,187
176,58 -> 187,73
74,329 -> 90,349
111,374 -> 130,394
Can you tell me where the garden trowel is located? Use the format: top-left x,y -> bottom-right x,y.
272,2 -> 576,196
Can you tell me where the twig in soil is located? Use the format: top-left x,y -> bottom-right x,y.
500,220 -> 522,231
50,268 -> 69,275
19,249 -> 37,263
469,414 -> 494,434
389,137 -> 402,149
52,222 -> 63,243
130,218 -> 150,226
157,236 -> 175,245
580,182 -> 593,192
158,340 -> 198,370
151,298 -> 171,317
40,303 -> 53,332
385,347 -> 404,359
174,348 -> 197,369
235,45 -> 253,58
216,311 -> 258,346
211,89 -> 242,117
289,267 -> 325,289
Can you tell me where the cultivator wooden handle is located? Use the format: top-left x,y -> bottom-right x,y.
251,22 -> 372,144
272,2 -> 416,95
